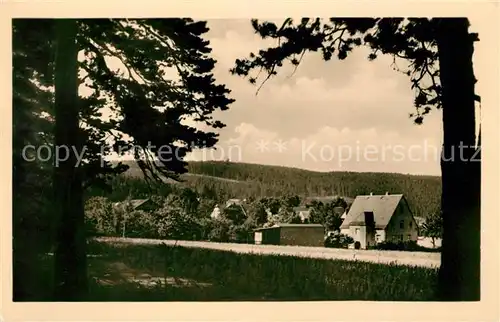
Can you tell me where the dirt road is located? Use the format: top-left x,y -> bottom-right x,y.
96,237 -> 441,268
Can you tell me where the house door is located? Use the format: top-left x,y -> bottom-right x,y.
255,232 -> 263,244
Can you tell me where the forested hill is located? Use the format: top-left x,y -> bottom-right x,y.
116,160 -> 441,218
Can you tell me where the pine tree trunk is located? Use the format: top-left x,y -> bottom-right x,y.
435,18 -> 481,301
53,19 -> 87,300
12,159 -> 33,300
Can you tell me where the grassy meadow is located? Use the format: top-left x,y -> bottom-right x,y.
31,240 -> 439,301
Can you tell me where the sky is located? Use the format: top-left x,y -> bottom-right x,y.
93,18 -> 486,176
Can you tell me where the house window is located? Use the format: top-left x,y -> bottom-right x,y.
409,221 -> 413,228
355,228 -> 360,234
407,234 -> 411,241
399,235 -> 404,242
399,220 -> 404,229
375,234 -> 381,242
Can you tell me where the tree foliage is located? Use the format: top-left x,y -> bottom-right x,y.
421,211 -> 443,248
222,204 -> 247,226
12,18 -> 235,300
84,196 -> 115,236
13,18 -> 235,187
309,200 -> 345,231
231,18 -> 479,124
138,160 -> 440,218
245,200 -> 269,226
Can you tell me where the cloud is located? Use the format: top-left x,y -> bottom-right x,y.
205,21 -> 442,135
187,122 -> 441,175
183,19 -> 445,175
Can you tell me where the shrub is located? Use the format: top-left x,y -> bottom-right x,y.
207,218 -> 232,242
325,233 -> 354,248
122,210 -> 157,238
371,240 -> 440,252
84,196 -> 116,236
155,207 -> 201,241
230,223 -> 255,244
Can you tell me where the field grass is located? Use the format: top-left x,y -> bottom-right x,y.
30,240 -> 439,301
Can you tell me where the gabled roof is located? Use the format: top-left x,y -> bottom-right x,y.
340,194 -> 405,230
225,198 -> 244,208
113,198 -> 151,210
224,199 -> 248,217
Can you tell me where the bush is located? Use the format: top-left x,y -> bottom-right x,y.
155,207 -> 201,241
122,210 -> 157,238
324,233 -> 354,248
371,240 -> 440,252
207,218 -> 232,242
230,223 -> 255,244
85,197 -> 116,236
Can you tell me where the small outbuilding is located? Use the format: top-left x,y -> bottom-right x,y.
254,223 -> 325,247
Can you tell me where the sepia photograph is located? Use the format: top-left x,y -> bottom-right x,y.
5,3 -> 499,319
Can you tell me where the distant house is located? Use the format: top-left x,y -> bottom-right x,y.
225,198 -> 246,208
112,198 -> 157,212
340,193 -> 418,249
292,207 -> 311,223
254,223 -> 325,247
211,198 -> 247,219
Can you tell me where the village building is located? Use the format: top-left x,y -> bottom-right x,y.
112,198 -> 157,212
225,198 -> 246,208
254,223 -> 325,247
211,198 -> 247,219
340,193 -> 418,249
292,206 -> 312,223
210,205 -> 221,219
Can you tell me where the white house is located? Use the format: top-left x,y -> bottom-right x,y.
210,204 -> 221,219
340,193 -> 418,249
292,206 -> 311,223
211,198 -> 248,219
